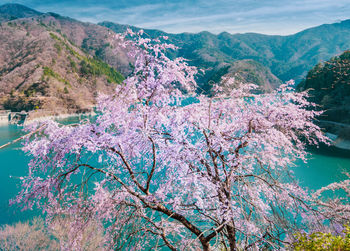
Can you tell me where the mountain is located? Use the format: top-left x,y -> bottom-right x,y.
100,20 -> 350,85
0,3 -> 42,22
0,3 -> 283,111
225,60 -> 281,92
100,22 -> 284,93
298,51 -> 350,129
2,3 -> 350,116
0,10 -> 126,117
202,60 -> 281,94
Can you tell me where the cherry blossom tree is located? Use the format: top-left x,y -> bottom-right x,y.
14,30 -> 350,250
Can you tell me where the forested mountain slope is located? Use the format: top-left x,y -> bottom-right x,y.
298,51 -> 350,126
101,20 -> 350,85
0,13 -> 125,116
2,3 -> 350,115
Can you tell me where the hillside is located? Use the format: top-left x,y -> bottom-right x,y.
0,14 -> 124,117
35,13 -> 132,76
0,3 -> 284,109
202,60 -> 281,94
100,20 -> 350,84
298,51 -> 350,124
100,22 -> 283,93
298,51 -> 350,139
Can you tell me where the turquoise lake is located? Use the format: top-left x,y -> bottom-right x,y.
0,120 -> 350,226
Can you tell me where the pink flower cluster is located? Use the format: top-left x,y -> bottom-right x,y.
13,30 -> 349,250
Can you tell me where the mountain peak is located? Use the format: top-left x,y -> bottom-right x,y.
0,3 -> 42,22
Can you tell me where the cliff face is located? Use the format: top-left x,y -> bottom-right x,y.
0,12 -> 127,116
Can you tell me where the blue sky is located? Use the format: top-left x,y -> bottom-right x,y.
2,0 -> 350,35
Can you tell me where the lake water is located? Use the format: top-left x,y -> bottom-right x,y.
0,121 -> 350,225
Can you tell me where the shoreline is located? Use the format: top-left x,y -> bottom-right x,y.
25,111 -> 96,124
326,132 -> 350,151
0,112 -> 96,127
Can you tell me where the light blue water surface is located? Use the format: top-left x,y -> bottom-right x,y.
0,120 -> 349,225
0,117 -> 82,225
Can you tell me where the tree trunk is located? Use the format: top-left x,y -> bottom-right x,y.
202,241 -> 210,251
226,224 -> 237,251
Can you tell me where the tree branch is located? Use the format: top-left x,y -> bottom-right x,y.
145,136 -> 156,194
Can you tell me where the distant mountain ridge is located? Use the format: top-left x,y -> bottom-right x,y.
100,19 -> 350,85
1,3 -> 350,115
2,3 -> 350,86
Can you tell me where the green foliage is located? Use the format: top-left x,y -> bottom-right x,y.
81,38 -> 90,52
67,56 -> 77,72
38,20 -> 46,27
200,65 -> 230,94
63,86 -> 69,94
54,43 -> 61,54
24,88 -> 36,97
49,32 -> 60,41
292,226 -> 350,251
50,32 -> 79,57
65,43 -> 80,57
43,66 -> 58,78
80,59 -> 96,75
43,66 -> 70,86
48,32 -> 123,84
298,50 -> 350,125
79,58 -> 124,84
95,43 -> 110,58
7,21 -> 16,27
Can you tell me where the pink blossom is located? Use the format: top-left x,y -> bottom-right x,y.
13,31 -> 349,250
